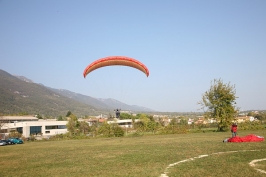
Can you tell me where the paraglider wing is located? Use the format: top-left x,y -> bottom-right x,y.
227,134 -> 264,143
83,56 -> 149,78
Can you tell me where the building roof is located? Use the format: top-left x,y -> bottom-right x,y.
2,116 -> 39,121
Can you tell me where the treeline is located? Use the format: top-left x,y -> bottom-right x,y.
47,112 -> 266,141
47,112 -> 191,140
7,111 -> 266,141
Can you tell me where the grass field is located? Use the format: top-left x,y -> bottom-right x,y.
0,130 -> 266,177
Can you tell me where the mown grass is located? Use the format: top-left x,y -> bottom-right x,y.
0,130 -> 265,177
257,160 -> 266,171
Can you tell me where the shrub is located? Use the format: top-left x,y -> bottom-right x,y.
8,131 -> 23,138
113,126 -> 124,137
98,123 -> 125,137
159,124 -> 188,134
238,121 -> 266,131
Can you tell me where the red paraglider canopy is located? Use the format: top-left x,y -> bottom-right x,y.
83,56 -> 149,78
227,134 -> 264,143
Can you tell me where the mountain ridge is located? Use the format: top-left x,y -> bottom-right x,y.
0,69 -> 101,117
0,69 -> 154,117
47,86 -> 154,112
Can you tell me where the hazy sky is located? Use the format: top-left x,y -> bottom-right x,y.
1,0 -> 266,112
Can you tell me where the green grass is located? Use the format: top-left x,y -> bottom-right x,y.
0,130 -> 266,177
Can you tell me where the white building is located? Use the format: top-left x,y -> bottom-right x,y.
1,116 -> 67,138
107,119 -> 134,128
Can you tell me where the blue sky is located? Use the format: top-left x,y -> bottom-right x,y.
1,0 -> 266,112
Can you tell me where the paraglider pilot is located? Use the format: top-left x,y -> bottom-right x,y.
114,109 -> 121,118
231,123 -> 238,137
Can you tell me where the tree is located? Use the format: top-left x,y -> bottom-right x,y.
119,113 -> 133,120
66,113 -> 79,135
98,122 -> 125,137
247,112 -> 256,117
112,124 -> 124,137
254,112 -> 266,122
36,114 -> 43,119
198,79 -> 238,131
134,114 -> 160,133
146,121 -> 160,134
98,122 -> 112,137
57,115 -> 65,121
66,111 -> 72,117
79,121 -> 90,134
179,118 -> 188,125
169,118 -> 178,125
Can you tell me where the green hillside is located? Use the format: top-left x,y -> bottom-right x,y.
0,69 -> 102,117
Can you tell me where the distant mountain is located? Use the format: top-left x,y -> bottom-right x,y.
13,75 -> 34,83
96,98 -> 154,112
0,69 -> 102,117
48,88 -> 154,112
47,88 -> 110,110
0,69 -> 154,117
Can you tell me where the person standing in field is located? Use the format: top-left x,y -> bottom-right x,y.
231,123 -> 238,137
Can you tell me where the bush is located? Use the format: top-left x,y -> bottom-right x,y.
238,121 -> 266,131
8,131 -> 23,138
113,126 -> 124,137
159,125 -> 188,134
98,123 -> 125,137
27,134 -> 36,141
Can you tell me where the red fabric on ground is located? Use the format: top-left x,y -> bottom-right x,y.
228,134 -> 264,142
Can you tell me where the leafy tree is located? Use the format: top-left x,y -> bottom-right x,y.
89,124 -> 98,137
179,118 -> 188,125
119,113 -> 133,120
134,114 -> 160,133
135,114 -> 142,119
254,112 -> 266,121
169,118 -> 178,125
158,117 -> 166,126
146,121 -> 160,134
66,111 -> 72,117
247,112 -> 256,117
148,115 -> 155,121
98,122 -> 124,137
57,115 -> 65,121
112,124 -> 124,137
98,122 -> 112,137
79,121 -> 90,134
36,114 -> 43,119
198,79 -> 238,131
66,113 -> 79,134
139,114 -> 151,131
